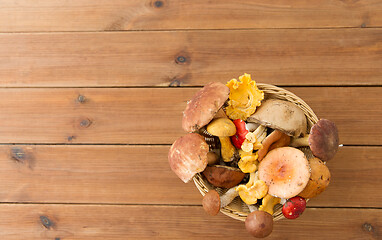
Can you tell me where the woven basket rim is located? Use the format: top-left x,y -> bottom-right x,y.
193,83 -> 318,222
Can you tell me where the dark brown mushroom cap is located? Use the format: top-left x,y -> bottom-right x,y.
168,133 -> 209,183
182,82 -> 229,132
309,119 -> 339,162
245,211 -> 273,238
202,165 -> 245,188
202,190 -> 221,216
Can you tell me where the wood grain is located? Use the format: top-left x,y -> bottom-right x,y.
0,145 -> 380,208
0,0 -> 381,32
0,29 -> 381,87
0,204 -> 380,240
0,87 -> 379,145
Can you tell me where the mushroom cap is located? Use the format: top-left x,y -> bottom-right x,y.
206,118 -> 236,137
202,190 -> 221,216
168,133 -> 209,183
309,119 -> 339,162
202,165 -> 245,188
245,211 -> 273,238
182,82 -> 230,132
258,147 -> 310,199
247,99 -> 307,138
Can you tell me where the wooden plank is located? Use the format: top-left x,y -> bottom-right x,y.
0,145 -> 380,208
0,204 -> 380,240
0,29 -> 381,87
0,0 -> 382,32
0,87 -> 379,145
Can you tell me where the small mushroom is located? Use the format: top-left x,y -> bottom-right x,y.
245,210 -> 274,238
207,118 -> 237,162
168,133 -> 209,183
182,82 -> 229,132
202,165 -> 245,188
206,152 -> 219,166
202,188 -> 239,216
247,99 -> 308,138
258,194 -> 281,215
236,172 -> 268,205
290,119 -> 339,161
257,130 -> 291,162
241,125 -> 267,153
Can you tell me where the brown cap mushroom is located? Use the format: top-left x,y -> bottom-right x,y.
168,133 -> 209,183
247,99 -> 308,138
202,188 -> 239,216
245,211 -> 273,238
202,165 -> 245,188
182,82 -> 230,132
290,119 -> 339,161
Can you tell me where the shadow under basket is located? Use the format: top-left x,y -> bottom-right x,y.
193,83 -> 319,222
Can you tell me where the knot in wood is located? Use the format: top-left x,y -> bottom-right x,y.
40,216 -> 53,229
80,118 -> 92,128
77,95 -> 86,103
11,147 -> 25,162
154,0 -> 163,8
176,56 -> 187,64
362,222 -> 374,232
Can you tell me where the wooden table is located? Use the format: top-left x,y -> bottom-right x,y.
0,1 -> 381,239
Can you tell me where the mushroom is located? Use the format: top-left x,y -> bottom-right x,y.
258,147 -> 310,199
247,99 -> 308,138
202,188 -> 239,216
258,194 -> 281,215
168,133 -> 209,183
202,165 -> 245,188
241,125 -> 267,153
238,150 -> 258,173
245,210 -> 274,238
225,73 -> 264,121
207,118 -> 237,162
236,172 -> 268,205
257,130 -> 291,162
182,82 -> 229,132
206,152 -> 219,166
290,119 -> 339,162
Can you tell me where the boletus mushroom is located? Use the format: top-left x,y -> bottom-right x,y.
245,210 -> 273,238
182,82 -> 229,132
207,118 -> 237,162
247,99 -> 308,138
202,165 -> 245,188
168,133 -> 209,183
290,119 -> 339,162
202,188 -> 239,216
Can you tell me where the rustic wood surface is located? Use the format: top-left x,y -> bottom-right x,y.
0,29 -> 381,87
0,0 -> 381,239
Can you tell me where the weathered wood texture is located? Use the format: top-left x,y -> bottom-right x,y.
0,0 -> 381,32
0,205 -> 380,240
0,87 -> 379,145
0,145 -> 380,208
0,29 -> 381,87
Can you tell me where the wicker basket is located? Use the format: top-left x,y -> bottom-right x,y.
193,83 -> 319,222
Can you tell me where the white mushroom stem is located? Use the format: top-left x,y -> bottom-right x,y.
220,187 -> 239,208
247,204 -> 258,212
289,135 -> 309,147
253,125 -> 266,139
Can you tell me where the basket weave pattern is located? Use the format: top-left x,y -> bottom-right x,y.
193,83 -> 318,222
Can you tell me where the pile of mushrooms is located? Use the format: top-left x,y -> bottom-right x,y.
168,74 -> 339,238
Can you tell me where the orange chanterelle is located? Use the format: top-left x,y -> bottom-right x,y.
225,73 -> 264,121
